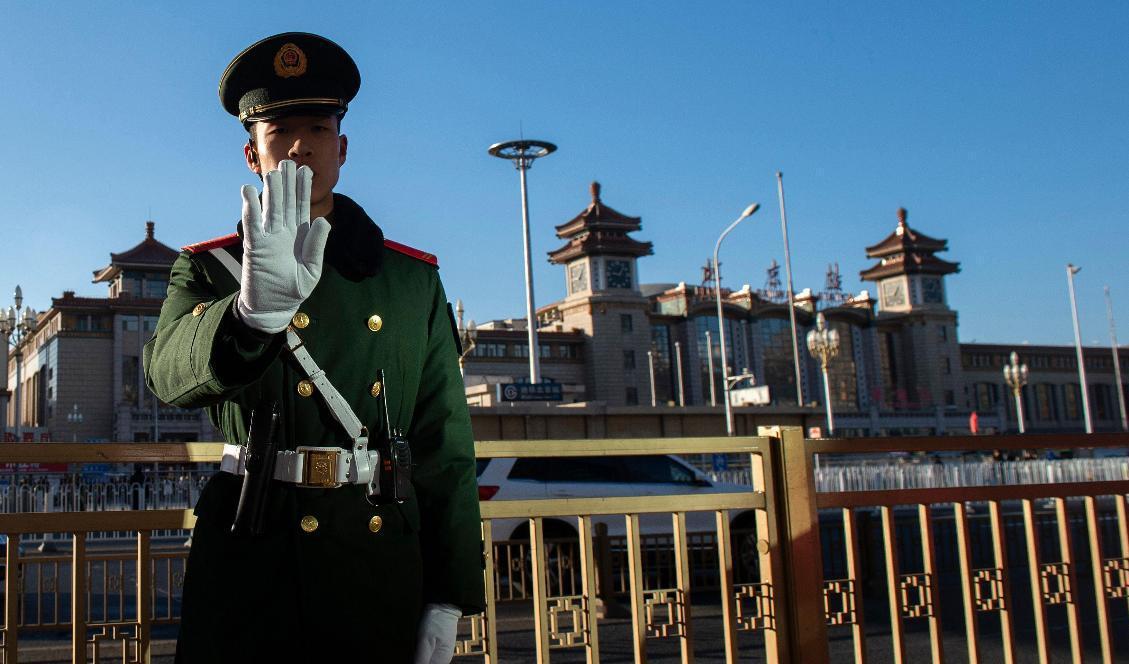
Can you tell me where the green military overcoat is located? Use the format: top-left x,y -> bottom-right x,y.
144,194 -> 484,663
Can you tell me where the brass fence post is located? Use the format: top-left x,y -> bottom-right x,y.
3,533 -> 18,662
593,522 -> 625,618
760,425 -> 830,664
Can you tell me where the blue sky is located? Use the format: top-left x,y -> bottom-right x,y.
1,1 -> 1126,346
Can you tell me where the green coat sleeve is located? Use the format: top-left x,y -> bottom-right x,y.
409,273 -> 486,614
143,251 -> 284,408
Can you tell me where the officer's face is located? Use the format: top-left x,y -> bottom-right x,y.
245,114 -> 348,216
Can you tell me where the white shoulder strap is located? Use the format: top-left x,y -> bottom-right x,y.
206,248 -> 370,474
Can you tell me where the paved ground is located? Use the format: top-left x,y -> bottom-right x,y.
13,599 -> 1129,663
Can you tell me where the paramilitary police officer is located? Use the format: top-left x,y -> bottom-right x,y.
143,32 -> 484,663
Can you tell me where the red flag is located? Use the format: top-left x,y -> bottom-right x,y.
969,411 -> 980,435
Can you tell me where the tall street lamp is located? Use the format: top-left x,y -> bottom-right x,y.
1066,264 -> 1093,433
775,172 -> 805,406
714,203 -> 761,435
1,285 -> 38,439
1002,351 -> 1029,434
1104,286 -> 1128,431
647,348 -> 657,407
488,139 -> 557,385
454,299 -> 478,380
806,313 -> 841,437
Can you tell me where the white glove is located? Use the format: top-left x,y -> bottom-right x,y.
414,603 -> 461,664
235,159 -> 331,333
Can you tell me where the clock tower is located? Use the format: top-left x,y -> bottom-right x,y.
860,208 -> 962,410
860,207 -> 959,314
547,182 -> 654,405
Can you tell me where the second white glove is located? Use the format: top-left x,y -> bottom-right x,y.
235,159 -> 331,333
414,603 -> 461,664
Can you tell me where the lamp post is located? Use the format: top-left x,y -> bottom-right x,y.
67,403 -> 84,442
1,285 -> 38,439
714,203 -> 761,435
647,347 -> 657,407
454,299 -> 478,380
1066,264 -> 1093,433
488,139 -> 557,385
775,172 -> 805,407
1104,286 -> 1128,431
1002,351 -> 1029,434
705,330 -> 717,407
806,313 -> 841,437
674,341 -> 686,407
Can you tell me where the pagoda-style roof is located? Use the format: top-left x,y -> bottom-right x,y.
92,221 -> 179,283
864,208 -> 948,258
860,207 -> 959,281
548,182 -> 653,264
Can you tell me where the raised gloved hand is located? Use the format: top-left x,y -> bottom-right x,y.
235,159 -> 331,333
414,603 -> 461,664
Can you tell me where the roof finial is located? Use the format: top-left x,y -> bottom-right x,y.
897,207 -> 907,226
145,221 -> 155,239
590,181 -> 601,204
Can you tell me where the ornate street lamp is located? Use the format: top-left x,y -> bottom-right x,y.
454,299 -> 478,380
1002,351 -> 1029,434
67,403 -> 84,442
714,203 -> 761,435
488,139 -> 556,385
1,285 -> 38,439
806,313 -> 841,437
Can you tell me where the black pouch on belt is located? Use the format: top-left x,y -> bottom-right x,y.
231,402 -> 280,536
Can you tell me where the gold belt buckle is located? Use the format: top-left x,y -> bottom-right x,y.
301,449 -> 341,488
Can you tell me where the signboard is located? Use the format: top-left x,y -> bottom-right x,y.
728,385 -> 770,406
0,463 -> 68,473
497,382 -> 563,402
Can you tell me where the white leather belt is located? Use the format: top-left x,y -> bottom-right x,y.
221,443 -> 381,490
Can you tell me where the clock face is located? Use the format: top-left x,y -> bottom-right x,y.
921,277 -> 943,304
569,262 -> 589,294
606,260 -> 632,289
882,280 -> 906,307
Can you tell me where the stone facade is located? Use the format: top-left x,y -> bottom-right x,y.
3,222 -> 219,442
461,185 -> 1128,436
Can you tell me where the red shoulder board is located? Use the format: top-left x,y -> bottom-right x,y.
384,239 -> 438,267
183,233 -> 240,254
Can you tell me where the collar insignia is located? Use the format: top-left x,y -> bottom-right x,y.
273,43 -> 307,78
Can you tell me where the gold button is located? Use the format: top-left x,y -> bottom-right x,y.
367,315 -> 383,332
191,303 -> 207,317
368,515 -> 383,533
370,381 -> 382,398
300,515 -> 319,533
292,312 -> 310,329
297,380 -> 314,397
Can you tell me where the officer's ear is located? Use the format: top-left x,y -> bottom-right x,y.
244,139 -> 262,175
338,133 -> 348,167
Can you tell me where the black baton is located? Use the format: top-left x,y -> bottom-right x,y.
231,402 -> 280,536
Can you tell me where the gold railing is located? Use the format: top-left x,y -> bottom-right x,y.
2,430 -> 1129,663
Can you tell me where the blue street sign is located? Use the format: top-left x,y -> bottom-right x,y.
497,382 -> 563,402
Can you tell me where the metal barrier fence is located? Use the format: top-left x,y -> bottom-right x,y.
1,431 -> 1128,663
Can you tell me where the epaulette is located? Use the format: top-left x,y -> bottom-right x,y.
384,239 -> 438,267
183,233 -> 240,254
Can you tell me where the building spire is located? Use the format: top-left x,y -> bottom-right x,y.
145,221 -> 154,240
590,181 -> 601,204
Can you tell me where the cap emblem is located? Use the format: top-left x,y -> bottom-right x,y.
273,43 -> 308,78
